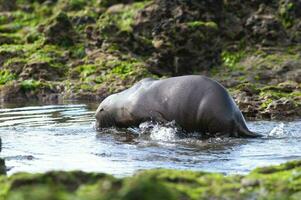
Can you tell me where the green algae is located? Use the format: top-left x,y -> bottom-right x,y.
279,0 -> 296,28
186,21 -> 218,30
221,50 -> 245,70
20,79 -> 42,91
97,1 -> 151,33
1,160 -> 301,200
0,70 -> 16,85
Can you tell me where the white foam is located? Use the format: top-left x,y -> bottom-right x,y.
136,121 -> 179,142
268,123 -> 286,138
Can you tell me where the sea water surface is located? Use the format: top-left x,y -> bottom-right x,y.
0,103 -> 300,177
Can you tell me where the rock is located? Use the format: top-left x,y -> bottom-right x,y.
0,81 -> 59,103
234,91 -> 259,119
277,81 -> 299,92
245,13 -> 289,46
20,62 -> 63,81
134,0 -> 223,75
0,82 -> 27,102
263,97 -> 300,119
0,50 -> 22,66
43,12 -> 77,46
1,160 -> 301,199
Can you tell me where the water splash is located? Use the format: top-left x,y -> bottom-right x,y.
268,123 -> 287,138
133,121 -> 179,142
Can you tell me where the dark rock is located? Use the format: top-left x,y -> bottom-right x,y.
0,82 -> 27,102
245,13 -> 289,46
234,92 -> 259,119
43,12 -> 77,46
99,0 -> 145,7
263,98 -> 300,119
0,50 -> 22,66
20,62 -> 63,81
0,81 -> 59,103
134,0 -> 223,75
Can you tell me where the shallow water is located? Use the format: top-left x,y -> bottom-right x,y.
0,103 -> 300,177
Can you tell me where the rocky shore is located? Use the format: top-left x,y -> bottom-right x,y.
0,0 -> 300,120
0,159 -> 301,199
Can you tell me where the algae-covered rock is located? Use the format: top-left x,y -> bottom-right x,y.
0,0 -> 300,119
133,0 -> 223,75
43,12 -> 77,46
1,160 -> 301,200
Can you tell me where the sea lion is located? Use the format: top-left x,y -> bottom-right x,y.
95,75 -> 261,137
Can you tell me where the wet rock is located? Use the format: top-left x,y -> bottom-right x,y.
0,82 -> 27,102
67,92 -> 97,101
42,12 -> 77,46
0,50 -> 22,66
19,62 -> 63,81
234,91 -> 259,119
263,97 -> 300,119
134,0 -> 223,75
245,13 -> 289,46
0,81 -> 59,103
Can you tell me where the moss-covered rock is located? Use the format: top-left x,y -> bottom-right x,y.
0,0 -> 300,119
42,12 -> 77,46
1,160 -> 301,200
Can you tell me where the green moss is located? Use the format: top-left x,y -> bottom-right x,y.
120,176 -> 177,200
260,98 -> 273,109
20,79 -> 42,91
77,64 -> 97,78
69,43 -> 86,59
186,21 -> 218,30
259,86 -> 300,100
221,50 -> 245,70
0,15 -> 9,25
279,1 -> 295,28
1,160 -> 301,200
62,0 -> 88,11
0,70 -> 16,85
42,12 -> 76,47
98,2 -> 150,33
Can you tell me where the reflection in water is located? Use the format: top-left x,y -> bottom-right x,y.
0,103 -> 300,177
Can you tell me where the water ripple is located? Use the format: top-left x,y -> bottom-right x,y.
0,103 -> 300,177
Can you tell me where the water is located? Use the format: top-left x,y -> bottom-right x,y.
0,103 -> 300,177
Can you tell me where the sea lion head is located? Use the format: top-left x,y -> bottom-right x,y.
95,94 -> 118,129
